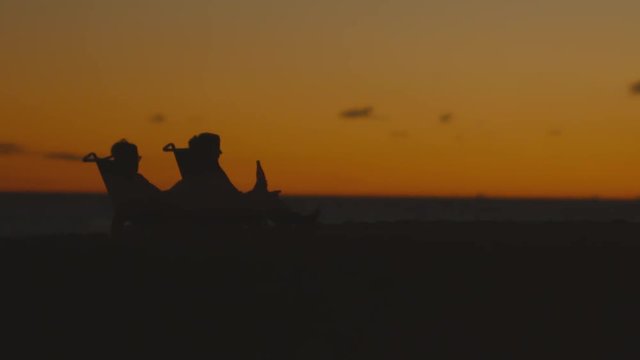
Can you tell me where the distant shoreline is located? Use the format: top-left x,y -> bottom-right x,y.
3,194 -> 640,238
1,191 -> 639,202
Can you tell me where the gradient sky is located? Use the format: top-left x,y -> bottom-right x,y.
1,0 -> 640,197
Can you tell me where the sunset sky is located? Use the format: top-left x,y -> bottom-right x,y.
1,0 -> 640,197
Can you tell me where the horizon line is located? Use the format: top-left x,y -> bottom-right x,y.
1,191 -> 639,202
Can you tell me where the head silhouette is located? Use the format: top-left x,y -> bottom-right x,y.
189,133 -> 222,164
111,139 -> 139,176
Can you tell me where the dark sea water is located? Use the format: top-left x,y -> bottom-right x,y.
1,192 -> 640,237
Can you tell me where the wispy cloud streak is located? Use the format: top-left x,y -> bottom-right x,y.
340,106 -> 374,119
440,113 -> 453,124
0,143 -> 25,155
43,152 -> 83,161
150,113 -> 166,124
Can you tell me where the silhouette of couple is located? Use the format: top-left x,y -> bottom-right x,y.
104,133 -> 314,234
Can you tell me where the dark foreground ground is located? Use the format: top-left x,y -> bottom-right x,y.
1,222 -> 640,358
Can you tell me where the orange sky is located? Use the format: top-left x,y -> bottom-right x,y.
2,0 -> 640,197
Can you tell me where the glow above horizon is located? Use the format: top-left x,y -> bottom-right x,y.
1,0 -> 640,198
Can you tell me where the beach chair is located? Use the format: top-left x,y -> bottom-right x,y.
164,142 -> 280,197
83,152 -> 160,236
82,152 -> 117,193
163,142 -> 265,225
162,142 -> 317,226
163,142 -> 304,225
83,152 -> 128,235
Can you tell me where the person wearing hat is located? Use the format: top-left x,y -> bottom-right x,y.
167,132 -> 317,224
108,139 -> 162,234
110,139 -> 161,202
167,133 -> 244,211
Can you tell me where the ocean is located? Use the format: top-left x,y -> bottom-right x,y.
1,192 -> 640,238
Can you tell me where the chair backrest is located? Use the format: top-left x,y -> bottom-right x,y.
83,152 -> 119,197
84,153 -> 148,234
163,143 -> 200,180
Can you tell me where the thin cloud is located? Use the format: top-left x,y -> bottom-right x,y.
0,144 -> 83,161
150,113 -> 166,124
389,130 -> 409,138
631,81 -> 640,95
340,106 -> 374,119
440,113 -> 453,124
43,152 -> 83,161
0,143 -> 25,155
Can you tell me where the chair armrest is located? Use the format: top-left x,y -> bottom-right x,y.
162,143 -> 176,152
83,153 -> 98,162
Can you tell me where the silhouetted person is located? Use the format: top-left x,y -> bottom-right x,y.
167,133 -> 316,224
167,133 -> 244,211
109,140 -> 161,234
